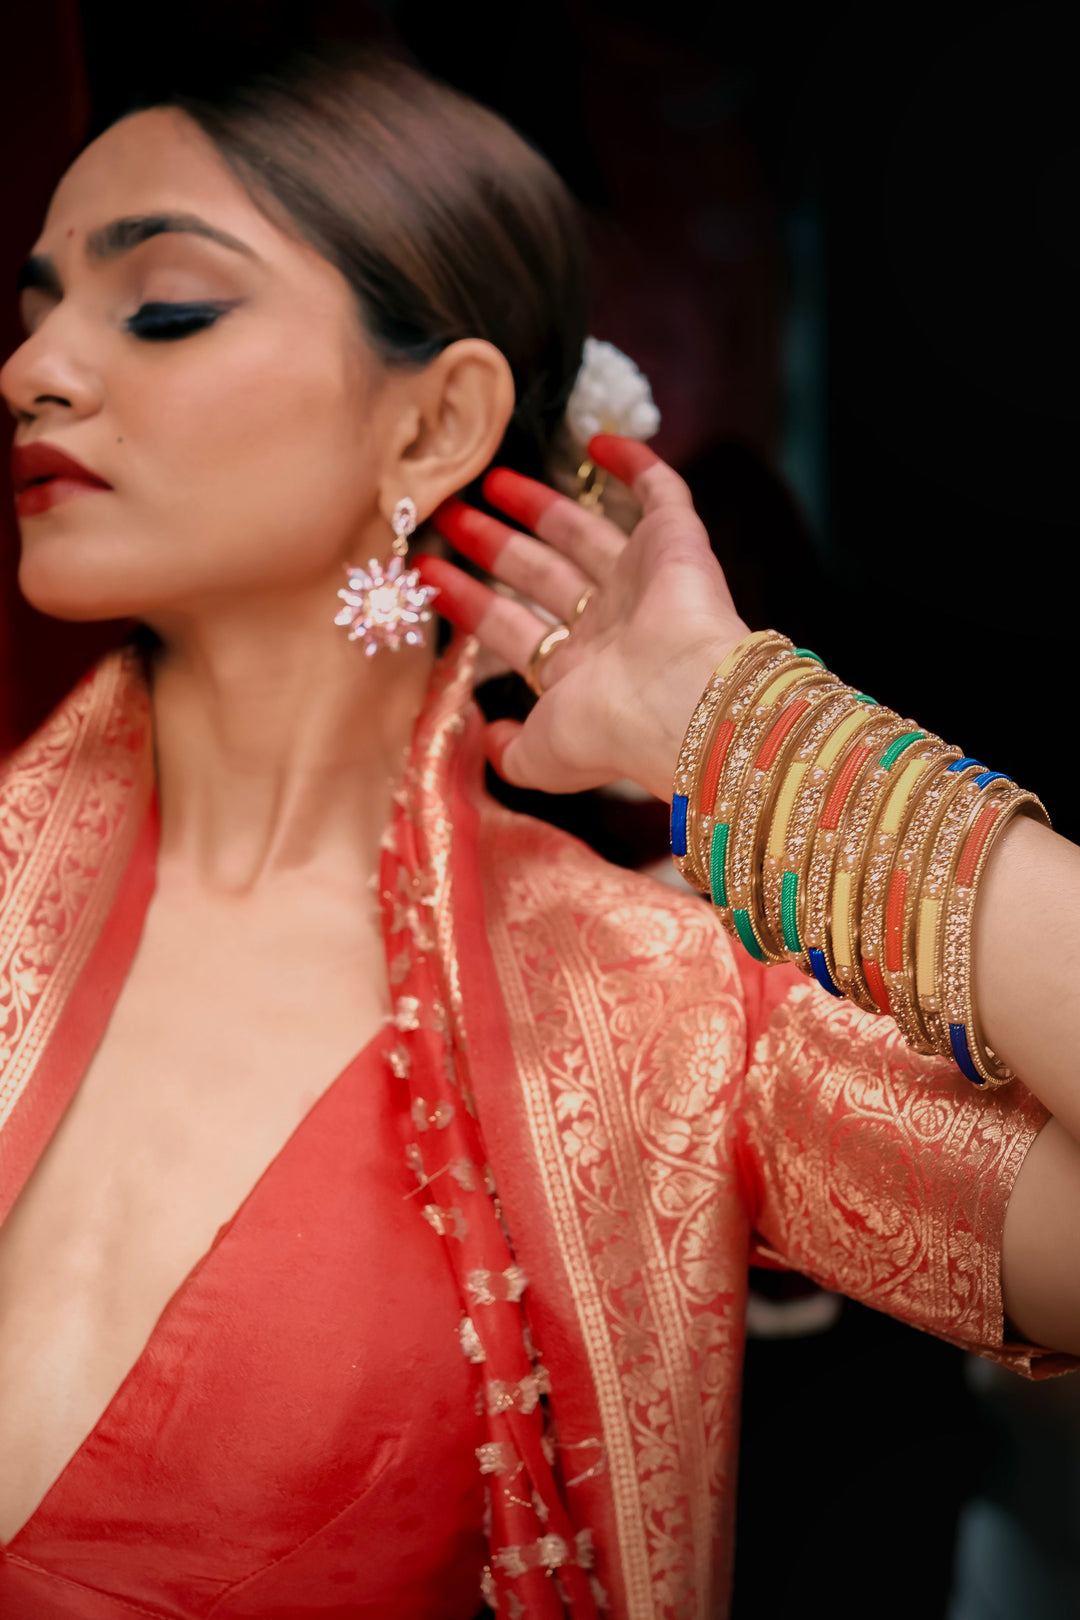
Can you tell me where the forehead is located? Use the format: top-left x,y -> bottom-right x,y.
41,108 -> 297,265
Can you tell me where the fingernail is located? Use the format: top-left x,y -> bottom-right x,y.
413,556 -> 490,634
587,435 -> 661,485
482,467 -> 562,530
432,500 -> 510,572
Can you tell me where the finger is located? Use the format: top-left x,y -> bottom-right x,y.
432,498 -> 592,623
415,555 -> 551,671
585,435 -> 660,485
588,433 -> 695,518
484,719 -> 524,780
414,553 -> 490,632
482,467 -> 625,579
430,498 -> 508,572
485,702 -> 608,795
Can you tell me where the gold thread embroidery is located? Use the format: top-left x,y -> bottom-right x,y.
479,814 -> 746,1617
477,1440 -> 521,1476
459,1316 -> 486,1363
0,652 -> 152,1137
420,1203 -> 468,1240
466,1264 -> 529,1307
394,995 -> 421,1031
487,1366 -> 552,1415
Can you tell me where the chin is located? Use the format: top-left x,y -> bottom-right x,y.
17,529 -> 155,623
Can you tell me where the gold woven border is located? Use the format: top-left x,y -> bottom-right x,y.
0,652 -> 152,1134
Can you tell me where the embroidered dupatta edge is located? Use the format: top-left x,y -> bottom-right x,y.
0,651 -> 154,1221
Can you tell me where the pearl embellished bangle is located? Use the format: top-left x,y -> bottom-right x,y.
670,630 -> 1050,1084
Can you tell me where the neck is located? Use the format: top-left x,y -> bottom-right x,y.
148,590 -> 436,895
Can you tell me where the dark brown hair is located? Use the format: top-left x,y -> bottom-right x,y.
150,47 -> 588,485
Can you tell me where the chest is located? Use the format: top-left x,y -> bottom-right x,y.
0,1001 -> 487,1612
0,878 -> 389,1543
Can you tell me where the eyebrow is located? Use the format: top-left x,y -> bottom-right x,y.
16,212 -> 256,295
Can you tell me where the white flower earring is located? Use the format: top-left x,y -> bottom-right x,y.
334,496 -> 440,656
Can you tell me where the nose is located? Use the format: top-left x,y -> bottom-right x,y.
1,313 -> 104,428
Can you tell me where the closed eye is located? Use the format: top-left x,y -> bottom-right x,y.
125,301 -> 238,341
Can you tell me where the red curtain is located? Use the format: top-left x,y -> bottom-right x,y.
0,1 -> 128,753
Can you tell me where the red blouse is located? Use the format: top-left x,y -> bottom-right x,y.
0,1027 -> 488,1619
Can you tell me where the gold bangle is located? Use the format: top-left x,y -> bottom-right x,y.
845,734 -> 952,1028
940,785 -> 1050,1085
671,631 -> 789,892
726,676 -> 845,960
875,750 -> 967,1052
915,767 -> 1005,1056
759,689 -> 864,958
799,711 -> 906,996
669,639 -> 1051,1087
704,653 -> 826,940
820,717 -> 924,1011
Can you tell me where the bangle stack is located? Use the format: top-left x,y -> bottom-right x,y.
670,631 -> 1049,1087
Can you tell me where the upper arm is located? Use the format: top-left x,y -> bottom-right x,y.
742,978 -> 1065,1369
1002,1116 -> 1080,1357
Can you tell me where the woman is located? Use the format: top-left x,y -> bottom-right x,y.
0,46 -> 1077,1620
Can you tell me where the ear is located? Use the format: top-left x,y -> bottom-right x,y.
380,338 -> 515,522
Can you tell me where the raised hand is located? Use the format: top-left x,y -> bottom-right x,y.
416,435 -> 749,802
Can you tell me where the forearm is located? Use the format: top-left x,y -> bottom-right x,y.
974,815 -> 1080,1139
652,629 -> 1080,1126
433,434 -> 1080,1355
664,636 -> 1080,1355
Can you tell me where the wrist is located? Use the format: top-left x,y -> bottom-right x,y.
636,619 -> 752,802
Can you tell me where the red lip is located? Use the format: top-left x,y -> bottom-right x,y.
11,441 -> 113,517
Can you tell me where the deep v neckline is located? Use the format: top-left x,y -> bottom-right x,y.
0,1019 -> 391,1556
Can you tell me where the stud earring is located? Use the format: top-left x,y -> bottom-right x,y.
334,496 -> 439,656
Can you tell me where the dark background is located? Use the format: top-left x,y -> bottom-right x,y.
1,4 -> 1076,1615
2,0 -> 1077,838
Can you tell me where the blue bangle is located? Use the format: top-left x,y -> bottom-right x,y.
948,1023 -> 985,1085
947,757 -> 985,773
809,947 -> 843,997
670,793 -> 689,858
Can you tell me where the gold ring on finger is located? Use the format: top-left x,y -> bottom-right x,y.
570,586 -> 594,623
525,623 -> 571,697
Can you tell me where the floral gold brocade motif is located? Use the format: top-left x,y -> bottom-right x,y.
389,640 -> 601,1619
478,816 -> 750,1618
472,789 -> 1059,1617
0,639 -> 1063,1620
0,653 -> 152,1161
741,983 -> 1050,1366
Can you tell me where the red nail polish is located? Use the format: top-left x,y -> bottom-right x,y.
431,499 -> 511,572
482,467 -> 562,531
413,555 -> 491,634
587,434 -> 661,486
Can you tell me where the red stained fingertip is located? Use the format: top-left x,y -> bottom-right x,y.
430,497 -> 511,572
413,555 -> 492,634
484,719 -> 523,781
482,467 -> 563,531
587,434 -> 661,486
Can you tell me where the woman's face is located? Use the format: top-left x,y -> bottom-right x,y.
1,108 -> 394,625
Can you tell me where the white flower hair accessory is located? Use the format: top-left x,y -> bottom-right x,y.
564,337 -> 661,445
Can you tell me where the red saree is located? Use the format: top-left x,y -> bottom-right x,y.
0,1025 -> 489,1618
0,639 -> 1067,1620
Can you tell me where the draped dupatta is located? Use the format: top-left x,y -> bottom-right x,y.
0,641 -> 757,1620
0,653 -> 154,1226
